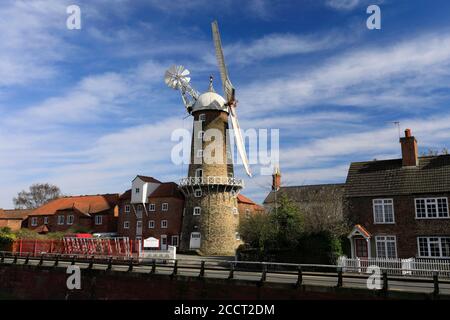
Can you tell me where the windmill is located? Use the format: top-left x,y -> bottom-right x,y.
163,21 -> 251,256
164,21 -> 252,177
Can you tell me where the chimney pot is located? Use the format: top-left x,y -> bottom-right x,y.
405,128 -> 411,138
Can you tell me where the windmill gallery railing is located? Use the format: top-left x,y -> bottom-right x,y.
179,176 -> 244,188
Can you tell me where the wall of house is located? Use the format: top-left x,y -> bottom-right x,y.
27,209 -> 116,234
118,197 -> 184,247
346,193 -> 450,258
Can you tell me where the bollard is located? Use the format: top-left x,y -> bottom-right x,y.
38,254 -> 44,266
228,263 -> 235,280
150,259 -> 156,274
199,261 -> 205,278
12,253 -> 18,264
0,252 -> 4,263
260,263 -> 267,283
382,271 -> 388,292
127,258 -> 134,272
295,266 -> 303,288
54,255 -> 60,267
337,267 -> 343,288
25,254 -> 30,265
107,257 -> 113,271
433,271 -> 439,296
88,256 -> 94,269
71,255 -> 76,265
171,260 -> 178,277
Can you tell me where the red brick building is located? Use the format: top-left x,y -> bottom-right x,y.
237,194 -> 265,221
27,194 -> 119,235
117,176 -> 185,249
346,129 -> 450,259
0,209 -> 32,231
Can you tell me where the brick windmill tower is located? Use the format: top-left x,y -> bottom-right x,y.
164,21 -> 252,255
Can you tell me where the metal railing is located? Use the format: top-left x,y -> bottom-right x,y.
179,176 -> 244,188
1,251 -> 450,296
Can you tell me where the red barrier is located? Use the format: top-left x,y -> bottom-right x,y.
9,237 -> 140,258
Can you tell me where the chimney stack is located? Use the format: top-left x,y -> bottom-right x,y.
272,166 -> 281,191
400,128 -> 419,167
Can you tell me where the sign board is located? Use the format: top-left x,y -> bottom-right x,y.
144,237 -> 160,248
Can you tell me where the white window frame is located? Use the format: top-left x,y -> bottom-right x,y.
193,207 -> 201,215
43,216 -> 49,225
199,114 -> 206,121
124,221 -> 130,229
31,217 -> 38,227
149,203 -> 156,211
148,220 -> 155,229
235,232 -> 241,241
135,188 -> 140,194
67,215 -> 74,225
194,189 -> 202,197
172,235 -> 179,247
162,203 -> 169,211
161,220 -> 168,228
125,205 -> 130,213
95,215 -> 102,225
415,197 -> 449,219
417,236 -> 450,258
375,235 -> 397,259
232,207 -> 238,215
198,130 -> 204,140
57,215 -> 65,225
372,198 -> 395,224
197,149 -> 203,158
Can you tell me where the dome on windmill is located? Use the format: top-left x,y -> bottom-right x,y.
191,78 -> 228,113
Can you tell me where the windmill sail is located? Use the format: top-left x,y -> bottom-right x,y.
229,108 -> 252,177
212,21 -> 234,102
212,21 -> 252,177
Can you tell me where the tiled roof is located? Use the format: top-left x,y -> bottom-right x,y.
0,209 -> 32,220
264,183 -> 345,204
345,155 -> 450,197
30,194 -> 119,216
237,194 -> 264,210
149,182 -> 184,199
119,189 -> 131,200
135,175 -> 161,183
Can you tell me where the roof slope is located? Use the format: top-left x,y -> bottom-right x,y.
0,209 -> 33,220
30,194 -> 119,216
134,175 -> 161,183
264,183 -> 345,204
149,182 -> 184,199
345,155 -> 450,197
237,194 -> 264,210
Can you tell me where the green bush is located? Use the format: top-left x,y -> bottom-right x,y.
0,228 -> 17,250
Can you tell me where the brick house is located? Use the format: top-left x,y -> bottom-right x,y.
345,129 -> 450,259
237,194 -> 265,221
27,194 -> 119,235
0,209 -> 32,231
117,176 -> 185,249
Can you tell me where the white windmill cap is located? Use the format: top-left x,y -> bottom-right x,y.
191,77 -> 228,113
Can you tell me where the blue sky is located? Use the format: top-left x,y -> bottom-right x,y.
2,0 -> 450,207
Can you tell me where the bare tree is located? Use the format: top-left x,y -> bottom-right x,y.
13,183 -> 62,209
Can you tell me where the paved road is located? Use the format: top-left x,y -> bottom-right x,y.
2,256 -> 450,296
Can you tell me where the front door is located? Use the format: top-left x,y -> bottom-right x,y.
355,238 -> 368,258
189,232 -> 201,249
160,235 -> 167,250
136,220 -> 142,236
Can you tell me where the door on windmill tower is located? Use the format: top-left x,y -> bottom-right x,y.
160,235 -> 167,250
355,238 -> 368,259
136,220 -> 142,236
189,232 -> 201,249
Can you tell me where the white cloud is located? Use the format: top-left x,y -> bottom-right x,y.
325,0 -> 362,10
